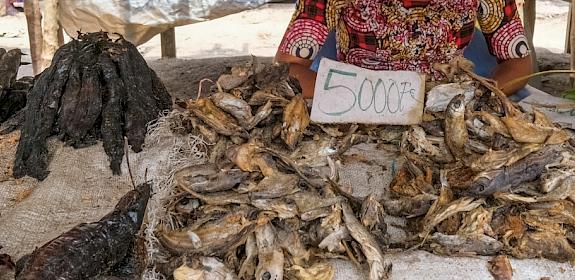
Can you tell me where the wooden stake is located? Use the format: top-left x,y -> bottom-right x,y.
58,25 -> 65,46
161,28 -> 176,58
571,0 -> 575,87
0,0 -> 6,17
522,0 -> 540,87
24,0 -> 43,75
41,0 -> 60,71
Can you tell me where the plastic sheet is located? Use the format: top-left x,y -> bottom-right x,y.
58,0 -> 271,46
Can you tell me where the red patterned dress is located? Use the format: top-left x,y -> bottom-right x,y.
278,0 -> 530,80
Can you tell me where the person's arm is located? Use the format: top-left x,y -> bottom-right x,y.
275,0 -> 334,99
478,0 -> 533,96
492,56 -> 533,96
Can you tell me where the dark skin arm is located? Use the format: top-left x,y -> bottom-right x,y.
492,55 -> 533,96
275,52 -> 317,99
277,51 -> 534,99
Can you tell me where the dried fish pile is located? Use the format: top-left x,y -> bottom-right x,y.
149,57 -> 575,280
13,32 -> 172,180
0,48 -> 32,125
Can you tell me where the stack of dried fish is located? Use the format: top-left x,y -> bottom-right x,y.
12,32 -> 172,180
151,57 -> 574,280
0,48 -> 32,126
392,58 -> 575,262
153,59 -> 391,280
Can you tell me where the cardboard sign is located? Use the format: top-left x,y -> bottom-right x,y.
310,58 -> 425,125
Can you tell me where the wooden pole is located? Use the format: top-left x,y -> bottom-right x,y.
570,0 -> 575,87
521,0 -> 540,87
161,28 -> 176,58
58,25 -> 65,46
41,0 -> 60,71
566,4 -> 572,54
24,0 -> 43,75
0,0 -> 6,17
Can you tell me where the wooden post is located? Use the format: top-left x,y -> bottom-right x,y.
522,0 -> 540,87
570,0 -> 575,87
58,25 -> 65,46
41,0 -> 60,71
24,0 -> 43,75
567,4 -> 572,53
0,0 -> 6,17
161,28 -> 176,58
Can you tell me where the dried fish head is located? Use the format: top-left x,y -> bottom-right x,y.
250,172 -> 300,199
540,168 -> 573,193
290,138 -> 337,168
174,197 -> 201,215
246,101 -> 273,130
248,89 -> 290,107
287,262 -> 334,280
501,114 -> 560,144
173,257 -> 238,280
211,91 -> 254,127
159,210 -> 257,256
228,140 -> 276,176
475,111 -> 510,137
255,223 -> 284,280
175,164 -> 249,193
187,98 -> 247,137
422,197 -> 484,236
381,193 -> 437,218
405,126 -> 440,157
278,230 -> 310,266
238,233 -> 257,280
173,262 -> 204,280
457,206 -> 493,236
444,94 -> 469,160
341,202 -> 392,280
281,95 -> 310,150
318,226 -> 349,253
251,198 -> 298,219
511,231 -> 575,262
189,117 -> 220,144
360,194 -> 386,233
430,232 -> 503,255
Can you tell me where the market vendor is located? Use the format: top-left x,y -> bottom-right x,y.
275,0 -> 533,99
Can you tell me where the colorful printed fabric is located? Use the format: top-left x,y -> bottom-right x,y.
278,0 -> 530,80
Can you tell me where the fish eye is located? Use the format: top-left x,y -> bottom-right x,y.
262,272 -> 271,280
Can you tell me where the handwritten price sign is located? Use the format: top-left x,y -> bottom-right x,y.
310,58 -> 426,125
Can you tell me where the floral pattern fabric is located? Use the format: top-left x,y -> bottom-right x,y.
279,0 -> 530,80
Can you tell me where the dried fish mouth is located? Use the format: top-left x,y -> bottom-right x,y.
281,95 -> 310,150
175,163 -> 248,193
187,97 -> 247,137
159,211 -> 258,256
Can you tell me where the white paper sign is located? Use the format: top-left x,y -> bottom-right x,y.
310,58 -> 426,125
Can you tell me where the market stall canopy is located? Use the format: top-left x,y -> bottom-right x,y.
58,0 -> 272,46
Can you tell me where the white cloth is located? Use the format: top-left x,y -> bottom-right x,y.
59,0 -> 271,45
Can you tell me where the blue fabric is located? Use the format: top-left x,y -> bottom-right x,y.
463,28 -> 530,101
310,30 -> 338,72
310,28 -> 530,100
